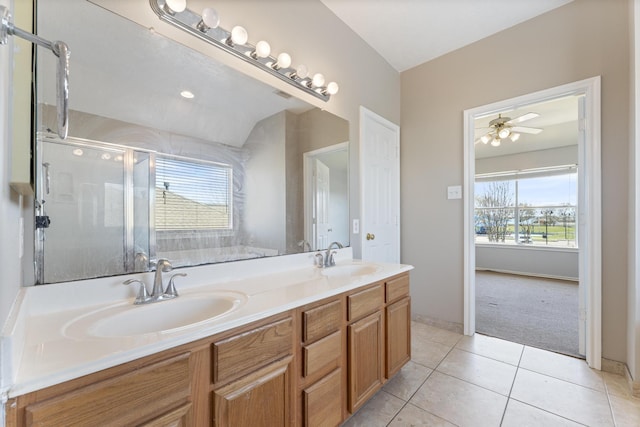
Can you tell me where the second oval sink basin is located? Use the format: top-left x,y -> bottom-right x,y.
320,263 -> 380,278
63,291 -> 247,339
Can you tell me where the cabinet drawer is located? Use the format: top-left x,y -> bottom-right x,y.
303,369 -> 343,427
302,299 -> 342,344
347,284 -> 382,321
213,317 -> 293,384
303,330 -> 342,378
141,402 -> 191,426
25,353 -> 191,426
386,274 -> 410,303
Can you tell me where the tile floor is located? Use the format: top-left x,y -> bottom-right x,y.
342,321 -> 640,427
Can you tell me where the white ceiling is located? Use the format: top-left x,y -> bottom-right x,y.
320,0 -> 573,72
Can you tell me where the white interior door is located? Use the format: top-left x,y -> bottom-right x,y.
315,159 -> 331,250
360,107 -> 400,263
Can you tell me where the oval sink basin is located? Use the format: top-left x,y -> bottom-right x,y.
63,291 -> 247,339
320,263 -> 380,278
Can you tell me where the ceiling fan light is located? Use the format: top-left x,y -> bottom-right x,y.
480,134 -> 491,144
498,127 -> 510,139
510,132 -> 521,142
491,138 -> 501,147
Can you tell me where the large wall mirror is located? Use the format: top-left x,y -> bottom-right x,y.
34,0 -> 349,284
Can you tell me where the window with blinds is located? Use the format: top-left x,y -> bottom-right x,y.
155,156 -> 233,231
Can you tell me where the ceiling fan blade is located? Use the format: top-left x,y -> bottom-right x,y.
512,125 -> 543,134
507,112 -> 539,124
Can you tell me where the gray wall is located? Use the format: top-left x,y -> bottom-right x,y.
244,112 -> 287,253
401,0 -> 630,364
0,0 -> 24,333
476,145 -> 578,175
476,246 -> 578,281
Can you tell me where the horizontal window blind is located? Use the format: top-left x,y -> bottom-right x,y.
155,156 -> 232,230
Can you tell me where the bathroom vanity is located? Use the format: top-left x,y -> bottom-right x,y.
2,252 -> 411,426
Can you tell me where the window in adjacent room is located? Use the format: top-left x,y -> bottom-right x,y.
475,166 -> 577,248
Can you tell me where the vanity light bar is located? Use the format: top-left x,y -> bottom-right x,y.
150,0 -> 338,102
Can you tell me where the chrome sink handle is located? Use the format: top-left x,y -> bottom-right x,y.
165,273 -> 187,299
123,279 -> 149,305
315,252 -> 324,268
328,250 -> 338,267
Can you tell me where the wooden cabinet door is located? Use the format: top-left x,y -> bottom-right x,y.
303,368 -> 343,427
347,311 -> 384,413
386,297 -> 411,378
214,356 -> 293,427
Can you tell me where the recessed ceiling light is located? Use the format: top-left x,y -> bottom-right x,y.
72,148 -> 83,156
180,90 -> 195,99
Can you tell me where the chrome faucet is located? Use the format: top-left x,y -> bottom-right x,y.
152,259 -> 173,301
123,259 -> 187,305
322,241 -> 344,267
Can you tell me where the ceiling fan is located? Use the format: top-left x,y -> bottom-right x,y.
476,112 -> 543,147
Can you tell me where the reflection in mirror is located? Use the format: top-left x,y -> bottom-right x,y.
34,1 -> 349,284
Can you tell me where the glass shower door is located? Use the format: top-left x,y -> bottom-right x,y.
38,139 -> 127,283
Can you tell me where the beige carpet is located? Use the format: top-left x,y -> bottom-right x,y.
476,271 -> 580,357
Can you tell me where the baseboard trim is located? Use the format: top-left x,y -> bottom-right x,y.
601,358 -> 639,398
412,314 -> 463,334
476,268 -> 579,283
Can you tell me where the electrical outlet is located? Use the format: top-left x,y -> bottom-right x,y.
352,219 -> 360,234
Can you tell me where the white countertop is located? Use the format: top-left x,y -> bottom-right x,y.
1,249 -> 413,398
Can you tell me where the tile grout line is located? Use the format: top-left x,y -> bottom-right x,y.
602,375 -> 618,426
498,343 -> 526,426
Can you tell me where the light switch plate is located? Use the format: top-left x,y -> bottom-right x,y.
447,185 -> 462,200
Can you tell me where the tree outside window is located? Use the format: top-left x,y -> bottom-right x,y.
475,169 -> 577,248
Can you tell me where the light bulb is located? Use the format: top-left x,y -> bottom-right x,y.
273,52 -> 291,69
491,138 -> 501,147
164,0 -> 187,14
290,63 -> 308,80
510,132 -> 521,142
326,81 -> 339,95
480,134 -> 491,144
253,40 -> 271,58
197,7 -> 219,32
311,73 -> 325,88
230,26 -> 248,45
498,127 -> 510,139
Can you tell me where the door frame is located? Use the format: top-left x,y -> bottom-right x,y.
359,106 -> 401,263
462,77 -> 602,369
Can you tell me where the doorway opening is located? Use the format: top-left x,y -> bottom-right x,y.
303,142 -> 349,251
473,95 -> 580,357
463,77 -> 602,368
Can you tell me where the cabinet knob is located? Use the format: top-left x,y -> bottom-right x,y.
366,233 -> 375,241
